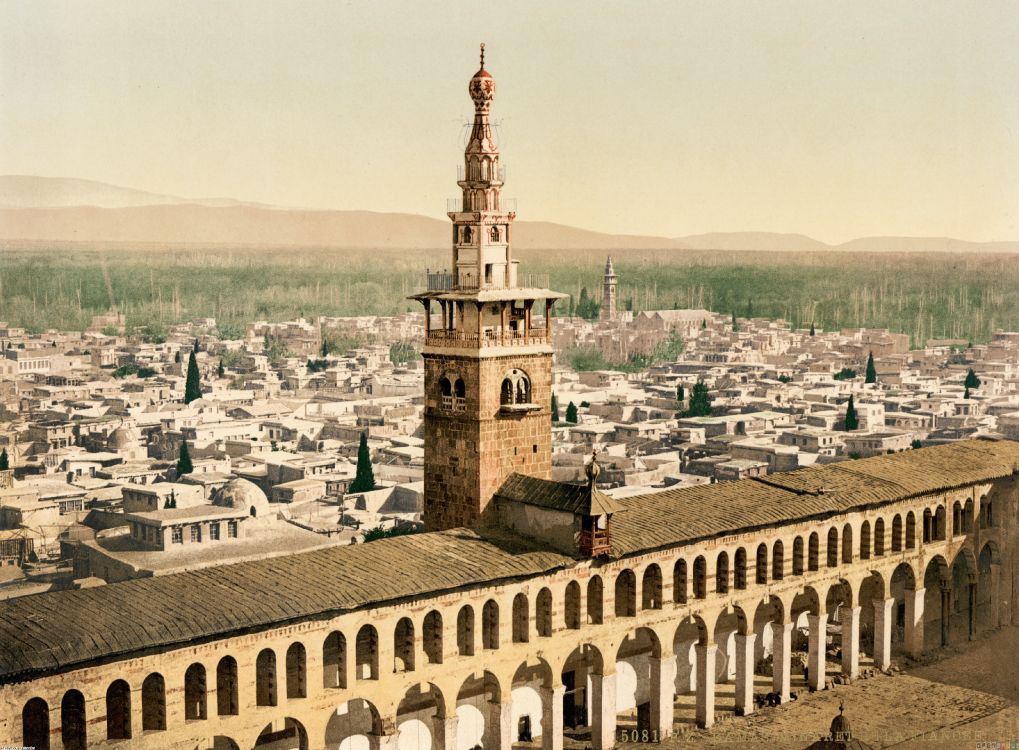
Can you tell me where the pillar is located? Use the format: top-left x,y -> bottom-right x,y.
841,605 -> 861,678
734,633 -> 756,716
905,587 -> 925,658
650,656 -> 676,739
378,730 -> 400,750
990,562 -> 1002,629
590,673 -> 616,750
872,597 -> 894,672
940,584 -> 951,647
540,685 -> 565,750
968,579 -> 977,640
435,715 -> 459,750
489,700 -> 513,750
694,643 -> 717,729
807,613 -> 827,691
772,621 -> 793,701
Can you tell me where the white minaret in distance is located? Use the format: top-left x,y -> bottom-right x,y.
600,255 -> 617,321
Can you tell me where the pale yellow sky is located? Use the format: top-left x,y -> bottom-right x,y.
1,0 -> 1017,243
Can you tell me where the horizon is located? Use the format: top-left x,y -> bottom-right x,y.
2,1 -> 1018,244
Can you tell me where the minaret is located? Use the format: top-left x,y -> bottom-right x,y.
411,46 -> 567,531
600,256 -> 617,321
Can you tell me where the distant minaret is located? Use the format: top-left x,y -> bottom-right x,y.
600,256 -> 618,321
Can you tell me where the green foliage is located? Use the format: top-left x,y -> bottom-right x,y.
834,367 -> 857,381
911,439 -> 923,449
677,384 -> 685,401
174,350 -> 181,364
389,341 -> 419,365
848,451 -> 862,460
307,358 -> 330,373
112,362 -> 156,379
809,322 -> 816,336
321,333 -> 371,356
682,381 -> 713,417
844,394 -> 859,431
964,385 -> 971,399
731,311 -> 738,331
362,524 -> 420,543
176,441 -> 193,476
551,393 -> 560,422
0,448 -> 8,471
777,374 -> 792,383
101,325 -> 120,336
184,351 -> 202,403
865,352 -> 877,384
264,337 -> 291,367
349,432 -> 376,493
219,349 -> 243,368
216,322 -> 244,340
217,359 -> 225,378
579,401 -> 590,408
574,287 -> 601,320
565,401 -> 579,424
965,368 -> 981,389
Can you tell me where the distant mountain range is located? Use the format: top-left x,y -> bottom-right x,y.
2,175 -> 1017,253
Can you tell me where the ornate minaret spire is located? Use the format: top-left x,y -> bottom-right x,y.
600,256 -> 618,320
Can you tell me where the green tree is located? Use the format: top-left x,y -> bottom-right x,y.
809,322 -> 816,336
683,381 -> 713,417
965,369 -> 981,389
701,319 -> 707,329
677,384 -> 685,402
731,311 -> 738,331
575,287 -> 600,320
349,432 -> 376,493
174,350 -> 182,364
844,394 -> 859,431
865,352 -> 877,384
964,385 -> 971,399
184,351 -> 202,403
217,359 -> 225,378
551,393 -> 560,422
911,439 -> 923,449
746,298 -> 753,318
834,367 -> 857,381
193,338 -> 200,353
0,448 -> 8,471
176,441 -> 193,476
565,401 -> 579,424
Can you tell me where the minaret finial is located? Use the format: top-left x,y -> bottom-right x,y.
480,43 -> 485,68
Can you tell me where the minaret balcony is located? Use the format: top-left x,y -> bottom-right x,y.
425,329 -> 550,349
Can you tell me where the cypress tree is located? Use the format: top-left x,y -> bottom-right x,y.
731,311 -> 738,331
565,401 -> 579,424
683,381 -> 713,417
176,441 -> 193,476
865,352 -> 877,384
701,319 -> 707,329
349,432 -> 376,493
809,322 -> 816,336
184,351 -> 202,403
677,384 -> 685,402
551,393 -> 560,422
174,350 -> 181,364
964,369 -> 981,389
844,394 -> 859,431
217,359 -> 225,378
0,448 -> 8,471
964,386 -> 971,400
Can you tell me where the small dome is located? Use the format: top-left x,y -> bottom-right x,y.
107,424 -> 140,450
469,43 -> 495,111
829,703 -> 851,739
586,452 -> 601,483
214,478 -> 269,514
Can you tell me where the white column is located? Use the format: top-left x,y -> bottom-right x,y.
772,621 -> 793,702
591,672 -> 617,750
905,587 -> 925,658
807,613 -> 827,691
437,716 -> 458,750
840,605 -> 861,678
489,700 -> 513,750
541,685 -> 566,750
378,732 -> 400,750
650,656 -> 676,739
695,643 -> 717,729
734,633 -> 756,716
872,597 -> 894,672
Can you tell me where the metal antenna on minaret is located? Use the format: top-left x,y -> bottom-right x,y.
480,42 -> 485,68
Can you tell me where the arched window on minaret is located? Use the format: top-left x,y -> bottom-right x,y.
490,226 -> 500,242
464,226 -> 472,244
500,379 -> 513,405
439,377 -> 452,397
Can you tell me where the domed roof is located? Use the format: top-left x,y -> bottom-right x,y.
214,478 -> 269,512
107,424 -> 140,450
469,43 -> 495,111
829,703 -> 851,739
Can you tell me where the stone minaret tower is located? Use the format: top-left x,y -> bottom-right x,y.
600,256 -> 618,321
411,46 -> 567,531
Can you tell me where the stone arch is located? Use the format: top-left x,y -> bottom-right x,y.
394,617 -> 415,672
923,508 -> 933,543
513,592 -> 530,642
977,541 -> 1001,631
751,595 -> 787,689
905,511 -> 917,549
716,551 -> 730,594
565,580 -> 582,629
772,539 -> 785,580
562,643 -> 606,732
184,662 -> 208,721
874,517 -> 886,556
756,543 -> 768,584
536,587 -> 554,637
792,536 -> 804,575
203,737 -> 239,750
825,579 -> 853,621
323,631 -> 347,689
439,376 -> 452,398
692,555 -> 708,599
256,717 -> 308,750
61,690 -> 87,750
326,699 -> 385,750
891,514 -> 903,552
980,495 -> 995,528
923,555 -> 951,650
935,505 -> 947,541
500,368 -> 531,405
356,624 -> 379,680
949,549 -> 978,643
963,499 -> 975,533
217,655 -> 239,715
142,672 -> 166,731
858,571 -> 886,663
396,683 -> 447,750
615,569 -> 637,616
457,605 -> 475,656
808,533 -> 820,572
22,696 -> 49,749
256,649 -> 277,706
826,526 -> 839,567
860,520 -> 872,560
511,657 -> 555,744
588,575 -> 604,624
106,678 -> 132,739
454,378 -> 466,399
952,501 -> 963,537
456,670 -> 502,750
673,559 -> 688,603
713,605 -> 750,686
286,642 -> 307,699
424,609 -> 444,664
734,547 -> 748,589
642,563 -> 663,609
615,627 -> 663,732
483,599 -> 500,649
841,523 -> 853,564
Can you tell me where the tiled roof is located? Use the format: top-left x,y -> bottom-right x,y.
496,473 -> 624,516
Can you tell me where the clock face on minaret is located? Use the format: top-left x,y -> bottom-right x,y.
409,46 -> 568,532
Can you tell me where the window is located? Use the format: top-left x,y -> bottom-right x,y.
190,524 -> 201,543
227,521 -> 238,538
210,522 -> 220,541
171,527 -> 183,544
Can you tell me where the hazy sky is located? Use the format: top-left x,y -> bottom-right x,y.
2,1 -> 1018,243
